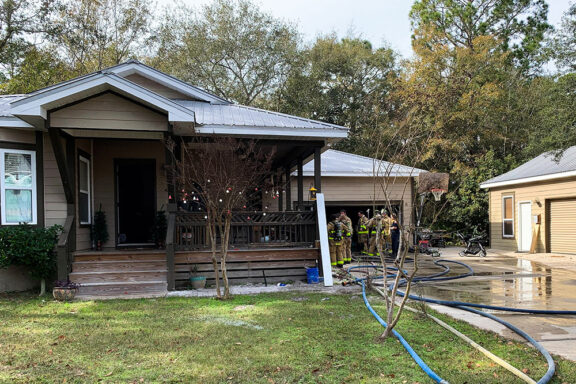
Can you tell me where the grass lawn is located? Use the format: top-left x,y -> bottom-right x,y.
1,291 -> 575,383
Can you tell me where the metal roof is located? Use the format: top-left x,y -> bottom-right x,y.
0,95 -> 25,117
481,146 -> 576,188
174,100 -> 347,131
298,150 -> 426,177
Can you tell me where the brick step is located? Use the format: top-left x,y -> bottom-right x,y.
76,281 -> 167,297
70,271 -> 167,284
72,260 -> 167,272
74,252 -> 166,262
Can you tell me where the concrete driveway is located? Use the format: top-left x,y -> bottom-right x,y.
411,247 -> 576,361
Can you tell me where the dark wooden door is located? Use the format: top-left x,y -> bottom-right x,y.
115,159 -> 156,246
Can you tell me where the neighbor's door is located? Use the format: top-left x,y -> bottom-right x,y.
115,159 -> 156,246
518,202 -> 532,252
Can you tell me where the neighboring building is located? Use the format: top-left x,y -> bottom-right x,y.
0,60 -> 349,294
481,146 -> 576,254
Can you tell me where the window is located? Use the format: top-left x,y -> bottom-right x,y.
0,149 -> 37,225
78,155 -> 91,225
502,195 -> 514,238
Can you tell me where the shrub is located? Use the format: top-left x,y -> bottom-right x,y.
0,224 -> 62,280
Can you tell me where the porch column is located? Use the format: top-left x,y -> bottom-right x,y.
165,133 -> 178,213
277,170 -> 284,211
314,147 -> 322,193
297,158 -> 304,210
285,167 -> 292,211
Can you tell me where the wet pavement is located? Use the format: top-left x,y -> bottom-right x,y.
395,248 -> 576,361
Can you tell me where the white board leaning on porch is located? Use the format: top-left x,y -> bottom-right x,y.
315,193 -> 333,287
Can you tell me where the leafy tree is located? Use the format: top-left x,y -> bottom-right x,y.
410,0 -> 551,72
52,0 -> 152,74
277,35 -> 397,153
0,0 -> 61,82
550,3 -> 576,73
150,0 -> 300,105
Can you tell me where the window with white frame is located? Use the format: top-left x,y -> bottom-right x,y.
78,155 -> 91,225
0,149 -> 37,225
502,195 -> 514,238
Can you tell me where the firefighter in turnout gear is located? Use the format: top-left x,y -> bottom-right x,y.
367,211 -> 387,256
357,211 -> 369,254
339,209 -> 353,264
327,213 -> 350,267
382,210 -> 392,252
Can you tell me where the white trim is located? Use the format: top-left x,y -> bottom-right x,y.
193,125 -> 348,139
78,155 -> 91,225
0,118 -> 35,128
481,170 -> 576,189
518,200 -> 532,252
9,73 -> 196,127
502,195 -> 514,238
0,149 -> 37,225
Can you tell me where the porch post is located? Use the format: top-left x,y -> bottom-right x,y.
165,133 -> 178,213
277,170 -> 284,211
297,158 -> 304,210
314,147 -> 322,193
285,167 -> 292,211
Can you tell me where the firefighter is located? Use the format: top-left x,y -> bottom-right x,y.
339,209 -> 353,264
327,214 -> 349,268
357,211 -> 369,254
381,210 -> 392,253
390,213 -> 400,257
367,212 -> 383,256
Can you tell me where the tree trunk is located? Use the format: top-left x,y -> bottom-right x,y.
221,216 -> 232,299
207,216 -> 221,298
39,278 -> 46,296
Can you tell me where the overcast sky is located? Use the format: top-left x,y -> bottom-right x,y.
159,0 -> 574,58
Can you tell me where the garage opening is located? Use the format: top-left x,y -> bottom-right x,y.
548,198 -> 576,254
324,202 -> 402,253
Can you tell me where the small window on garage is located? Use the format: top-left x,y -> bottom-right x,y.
79,155 -> 91,225
502,195 -> 514,238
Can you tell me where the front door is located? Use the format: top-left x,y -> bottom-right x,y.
518,202 -> 532,252
115,159 -> 156,246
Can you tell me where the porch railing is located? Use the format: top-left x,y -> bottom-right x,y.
173,211 -> 317,251
56,214 -> 75,281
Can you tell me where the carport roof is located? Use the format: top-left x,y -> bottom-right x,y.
298,150 -> 426,177
481,146 -> 576,189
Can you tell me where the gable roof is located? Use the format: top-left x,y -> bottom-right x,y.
481,146 -> 576,189
297,150 -> 426,177
0,60 -> 349,139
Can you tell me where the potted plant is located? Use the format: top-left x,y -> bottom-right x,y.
52,280 -> 81,301
189,265 -> 207,289
152,209 -> 167,249
92,204 -> 108,251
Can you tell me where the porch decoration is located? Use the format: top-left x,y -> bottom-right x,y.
52,280 -> 80,301
92,204 -> 109,251
189,265 -> 207,289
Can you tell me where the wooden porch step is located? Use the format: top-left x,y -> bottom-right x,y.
72,260 -> 167,272
76,281 -> 167,298
74,252 -> 166,262
70,271 -> 167,284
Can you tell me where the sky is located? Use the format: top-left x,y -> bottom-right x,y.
158,0 -> 574,58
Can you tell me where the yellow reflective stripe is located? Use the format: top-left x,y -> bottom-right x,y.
337,261 -> 344,265
331,262 -> 337,266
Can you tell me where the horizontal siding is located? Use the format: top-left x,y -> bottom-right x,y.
124,74 -> 192,100
489,177 -> 576,253
51,93 -> 168,132
43,133 -> 67,227
0,128 -> 35,144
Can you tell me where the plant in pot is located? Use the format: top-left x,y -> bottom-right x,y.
152,209 -> 167,249
91,204 -> 109,251
189,264 -> 207,289
52,280 -> 81,301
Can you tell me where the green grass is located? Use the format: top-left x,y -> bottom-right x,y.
0,291 -> 575,383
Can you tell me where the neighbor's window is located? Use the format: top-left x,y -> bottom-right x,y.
79,155 -> 91,225
502,195 -> 514,238
0,149 -> 36,225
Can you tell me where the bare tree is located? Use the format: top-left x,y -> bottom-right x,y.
167,136 -> 275,299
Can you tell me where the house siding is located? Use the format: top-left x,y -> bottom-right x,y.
287,176 -> 414,227
43,133 -> 67,227
50,93 -> 168,132
489,177 -> 576,253
0,128 -> 35,144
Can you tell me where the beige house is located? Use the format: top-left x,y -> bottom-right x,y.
481,147 -> 576,255
0,60 -> 349,294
